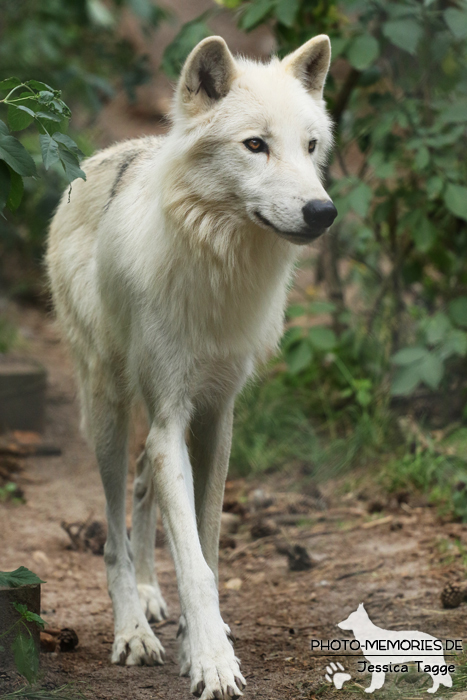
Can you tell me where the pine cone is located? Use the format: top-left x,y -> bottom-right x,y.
57,627 -> 79,652
441,582 -> 464,609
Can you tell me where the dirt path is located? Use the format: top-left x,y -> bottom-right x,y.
2,307 -> 467,699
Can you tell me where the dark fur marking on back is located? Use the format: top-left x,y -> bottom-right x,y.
103,151 -> 140,212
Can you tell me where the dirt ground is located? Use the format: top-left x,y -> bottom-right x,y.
1,307 -> 467,700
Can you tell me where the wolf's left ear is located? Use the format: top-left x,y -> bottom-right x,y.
178,36 -> 237,114
282,35 -> 331,99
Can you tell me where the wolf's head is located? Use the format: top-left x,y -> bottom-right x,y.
169,35 -> 336,246
337,603 -> 370,632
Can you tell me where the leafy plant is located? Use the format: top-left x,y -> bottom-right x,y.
0,79 -> 85,215
382,449 -> 467,522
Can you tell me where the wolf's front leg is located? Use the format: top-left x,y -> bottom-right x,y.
92,404 -> 165,666
365,670 -> 385,693
147,420 -> 245,700
131,449 -> 169,622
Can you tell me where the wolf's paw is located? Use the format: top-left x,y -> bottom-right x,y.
178,617 -> 237,679
189,633 -> 245,700
111,623 -> 165,666
325,662 -> 351,690
137,583 -> 168,622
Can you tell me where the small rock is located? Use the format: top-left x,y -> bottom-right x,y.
32,550 -> 50,569
40,632 -> 57,653
225,578 -> 242,591
249,489 -> 274,511
250,517 -> 278,540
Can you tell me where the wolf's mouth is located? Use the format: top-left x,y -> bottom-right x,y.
254,210 -> 326,246
254,210 -> 277,230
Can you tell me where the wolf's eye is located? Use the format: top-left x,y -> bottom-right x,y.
244,138 -> 268,153
309,140 -> 317,154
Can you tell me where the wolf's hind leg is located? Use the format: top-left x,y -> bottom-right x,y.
131,449 -> 168,622
91,396 -> 165,666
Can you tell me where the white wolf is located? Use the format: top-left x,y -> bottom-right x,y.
338,604 -> 453,694
46,34 -> 336,699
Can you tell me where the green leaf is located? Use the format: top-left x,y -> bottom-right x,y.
87,0 -> 115,27
0,567 -> 45,588
426,176 -> 443,199
281,325 -> 303,350
419,353 -> 444,390
413,217 -> 437,253
414,145 -> 429,170
444,8 -> 467,39
12,602 -> 45,629
37,91 -> 54,104
287,304 -> 305,319
6,167 -> 23,212
275,0 -> 300,27
53,132 -> 84,158
25,80 -> 55,92
0,160 -> 11,214
349,182 -> 372,218
347,35 -> 379,71
439,100 -> 467,124
11,632 -> 39,684
39,134 -> 60,170
392,347 -> 429,366
36,110 -> 61,123
7,104 -> 35,132
425,313 -> 451,345
443,329 -> 467,357
391,365 -> 421,396
0,132 -> 37,177
309,301 -> 337,315
308,325 -> 337,351
444,184 -> 467,221
285,340 -> 313,374
0,120 -> 9,136
382,19 -> 422,55
0,77 -> 22,91
449,297 -> 467,328
240,0 -> 275,31
58,144 -> 86,183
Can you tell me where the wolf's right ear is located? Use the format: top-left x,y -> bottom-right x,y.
177,36 -> 237,115
282,35 -> 331,100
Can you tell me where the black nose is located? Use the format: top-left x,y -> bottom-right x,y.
302,199 -> 337,230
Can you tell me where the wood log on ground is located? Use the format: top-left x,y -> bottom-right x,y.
0,583 -> 41,671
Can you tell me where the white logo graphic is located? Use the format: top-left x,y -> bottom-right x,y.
337,603 -> 453,694
325,661 -> 351,689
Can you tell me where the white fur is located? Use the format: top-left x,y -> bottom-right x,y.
46,35 -> 334,699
